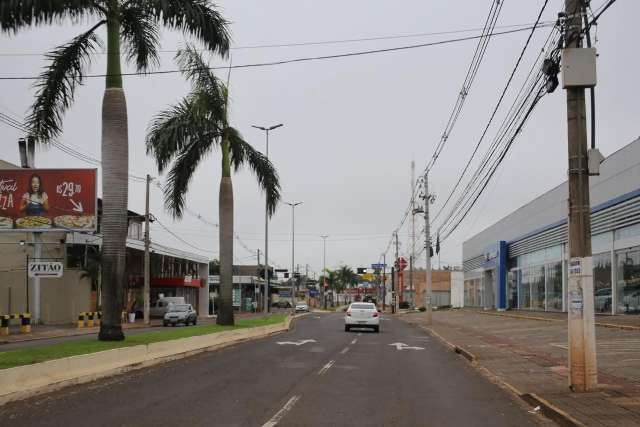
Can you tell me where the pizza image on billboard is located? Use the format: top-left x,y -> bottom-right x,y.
0,169 -> 97,232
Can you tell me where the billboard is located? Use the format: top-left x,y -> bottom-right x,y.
0,169 -> 97,232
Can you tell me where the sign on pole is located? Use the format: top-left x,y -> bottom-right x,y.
371,263 -> 386,269
28,260 -> 64,278
0,169 -> 97,232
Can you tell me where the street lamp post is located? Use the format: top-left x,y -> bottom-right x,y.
252,123 -> 283,314
285,201 -> 302,313
321,235 -> 328,309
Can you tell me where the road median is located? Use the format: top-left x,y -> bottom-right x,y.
0,314 -> 291,406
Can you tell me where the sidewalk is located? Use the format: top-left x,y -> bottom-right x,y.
400,309 -> 640,427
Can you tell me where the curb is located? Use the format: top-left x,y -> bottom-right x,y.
520,393 -> 586,427
0,316 -> 292,407
419,325 -> 477,362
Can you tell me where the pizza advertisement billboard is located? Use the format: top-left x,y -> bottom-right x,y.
0,169 -> 97,232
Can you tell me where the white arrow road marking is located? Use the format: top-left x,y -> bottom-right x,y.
318,360 -> 335,375
340,347 -> 350,355
262,395 -> 301,427
70,200 -> 83,213
350,338 -> 357,345
276,339 -> 316,346
389,342 -> 425,351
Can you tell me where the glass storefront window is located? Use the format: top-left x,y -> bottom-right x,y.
508,270 -> 518,309
615,223 -> 640,241
593,253 -> 612,314
518,270 -> 530,309
546,262 -> 563,311
616,249 -> 640,314
530,266 -> 545,310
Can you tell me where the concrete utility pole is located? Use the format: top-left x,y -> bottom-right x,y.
143,174 -> 151,324
257,249 -> 261,311
285,201 -> 302,312
382,252 -> 387,311
564,0 -> 597,392
394,231 -> 399,313
410,160 -> 416,308
423,171 -> 433,325
321,235 -> 328,309
252,123 -> 283,314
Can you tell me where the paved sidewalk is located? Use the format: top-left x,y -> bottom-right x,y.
400,309 -> 640,427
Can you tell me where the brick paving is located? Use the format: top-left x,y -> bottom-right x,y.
400,309 -> 640,426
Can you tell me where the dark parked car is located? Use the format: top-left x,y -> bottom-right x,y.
271,300 -> 292,309
163,304 -> 197,327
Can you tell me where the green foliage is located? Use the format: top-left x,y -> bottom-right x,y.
0,315 -> 287,370
146,46 -> 281,218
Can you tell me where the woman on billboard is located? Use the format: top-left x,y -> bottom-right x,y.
19,174 -> 49,216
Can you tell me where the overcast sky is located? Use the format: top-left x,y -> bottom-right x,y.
0,0 -> 637,277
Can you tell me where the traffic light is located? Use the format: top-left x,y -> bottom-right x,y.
357,268 -> 367,274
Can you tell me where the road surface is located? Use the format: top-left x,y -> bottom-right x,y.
0,312 -> 550,426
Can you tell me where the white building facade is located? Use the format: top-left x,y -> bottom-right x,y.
462,138 -> 640,315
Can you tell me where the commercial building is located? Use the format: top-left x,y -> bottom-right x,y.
395,268 -> 464,308
462,137 -> 640,315
0,158 -> 210,324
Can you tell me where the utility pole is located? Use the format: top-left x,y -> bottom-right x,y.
257,249 -> 261,311
382,253 -> 387,311
143,174 -> 151,324
410,160 -> 416,308
252,124 -> 284,314
285,201 -> 302,312
423,171 -> 433,325
565,0 -> 597,392
394,231 -> 399,313
321,235 -> 328,309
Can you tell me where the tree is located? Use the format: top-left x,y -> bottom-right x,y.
146,46 -> 281,325
79,246 -> 101,309
1,1 -> 231,340
337,265 -> 357,290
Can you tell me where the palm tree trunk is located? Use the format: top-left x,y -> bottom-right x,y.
99,16 -> 127,341
217,138 -> 234,325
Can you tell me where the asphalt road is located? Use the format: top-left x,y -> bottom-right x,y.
0,312 -> 549,426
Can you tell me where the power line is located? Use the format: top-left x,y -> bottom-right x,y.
432,0 -> 554,224
0,25 -> 552,81
152,217 -> 216,255
0,22 -> 555,57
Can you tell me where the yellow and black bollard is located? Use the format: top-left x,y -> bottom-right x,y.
1,314 -> 9,336
77,312 -> 85,328
86,312 -> 95,328
20,313 -> 31,333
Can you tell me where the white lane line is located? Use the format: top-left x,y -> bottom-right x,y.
351,338 -> 357,345
317,360 -> 335,375
262,395 -> 301,427
340,347 -> 350,354
357,333 -> 362,336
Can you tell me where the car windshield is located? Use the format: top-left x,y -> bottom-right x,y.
169,304 -> 190,312
350,303 -> 375,310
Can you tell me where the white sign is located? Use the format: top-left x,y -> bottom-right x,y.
28,261 -> 63,278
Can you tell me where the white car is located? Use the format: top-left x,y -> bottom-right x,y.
344,302 -> 380,333
295,302 -> 309,312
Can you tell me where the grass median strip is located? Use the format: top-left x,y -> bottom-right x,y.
0,314 -> 287,370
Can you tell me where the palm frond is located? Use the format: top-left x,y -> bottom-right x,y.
175,44 -> 227,118
148,0 -> 230,56
227,128 -> 281,216
26,21 -> 105,143
146,95 -> 220,172
162,138 -> 215,218
0,0 -> 101,33
120,5 -> 160,72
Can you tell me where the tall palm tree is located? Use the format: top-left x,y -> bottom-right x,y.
146,46 -> 281,326
1,1 -> 231,340
337,265 -> 357,290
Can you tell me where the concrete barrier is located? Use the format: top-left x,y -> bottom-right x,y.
0,317 -> 291,406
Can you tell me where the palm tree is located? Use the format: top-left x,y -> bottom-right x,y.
146,46 -> 281,326
1,1 -> 231,340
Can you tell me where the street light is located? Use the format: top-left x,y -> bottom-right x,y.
321,234 -> 328,309
252,123 -> 284,313
284,201 -> 302,313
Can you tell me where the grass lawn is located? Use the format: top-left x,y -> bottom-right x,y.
0,314 -> 287,370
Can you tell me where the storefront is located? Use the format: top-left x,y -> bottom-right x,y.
463,137 -> 640,315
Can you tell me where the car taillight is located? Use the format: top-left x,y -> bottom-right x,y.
346,311 -> 351,316
372,312 -> 379,317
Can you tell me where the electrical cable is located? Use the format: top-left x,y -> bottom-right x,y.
0,25 -> 552,81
